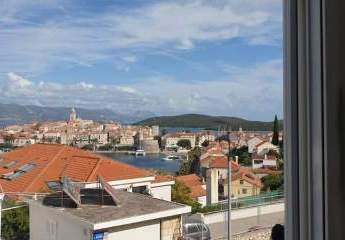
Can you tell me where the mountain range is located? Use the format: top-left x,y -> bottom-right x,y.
135,114 -> 282,131
0,104 -> 281,131
0,103 -> 154,127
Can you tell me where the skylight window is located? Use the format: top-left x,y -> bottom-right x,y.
17,163 -> 36,172
1,162 -> 37,180
5,171 -> 25,180
47,181 -> 62,191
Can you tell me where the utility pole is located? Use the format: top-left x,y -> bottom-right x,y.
227,127 -> 232,240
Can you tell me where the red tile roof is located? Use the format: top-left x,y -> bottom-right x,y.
153,174 -> 174,183
176,174 -> 206,199
231,171 -> 262,188
0,144 -> 153,193
207,156 -> 240,170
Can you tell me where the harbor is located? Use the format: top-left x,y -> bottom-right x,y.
101,152 -> 183,173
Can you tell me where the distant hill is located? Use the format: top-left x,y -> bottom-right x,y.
0,103 -> 154,127
135,114 -> 283,131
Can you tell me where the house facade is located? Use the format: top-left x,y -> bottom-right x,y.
163,133 -> 196,150
247,137 -> 264,153
254,141 -> 279,155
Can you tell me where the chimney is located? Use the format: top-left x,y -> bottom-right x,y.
235,156 -> 239,164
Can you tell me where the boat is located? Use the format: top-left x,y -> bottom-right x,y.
162,155 -> 181,161
135,149 -> 146,157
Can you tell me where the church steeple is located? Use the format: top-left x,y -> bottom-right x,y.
69,107 -> 77,122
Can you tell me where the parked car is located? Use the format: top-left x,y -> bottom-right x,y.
182,223 -> 211,240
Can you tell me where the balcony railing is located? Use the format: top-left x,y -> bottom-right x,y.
199,191 -> 284,213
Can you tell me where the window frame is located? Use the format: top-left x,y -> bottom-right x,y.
284,0 -> 345,239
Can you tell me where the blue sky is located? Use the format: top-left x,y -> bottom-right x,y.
0,0 -> 283,121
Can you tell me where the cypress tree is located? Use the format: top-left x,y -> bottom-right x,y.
272,115 -> 279,146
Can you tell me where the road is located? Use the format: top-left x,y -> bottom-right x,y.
209,211 -> 284,240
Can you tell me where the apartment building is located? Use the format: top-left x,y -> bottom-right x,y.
29,186 -> 190,240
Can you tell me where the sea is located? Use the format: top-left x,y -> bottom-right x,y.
101,152 -> 182,174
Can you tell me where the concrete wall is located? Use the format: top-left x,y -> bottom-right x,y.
197,203 -> 284,225
160,216 -> 181,240
206,169 -> 218,205
142,139 -> 160,153
30,203 -> 92,240
30,202 -> 181,240
197,196 -> 207,207
107,220 -> 160,240
151,185 -> 172,201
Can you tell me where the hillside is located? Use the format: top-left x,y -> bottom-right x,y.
0,103 -> 154,127
135,114 -> 283,131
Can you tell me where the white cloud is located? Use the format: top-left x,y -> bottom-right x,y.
7,72 -> 32,88
0,0 -> 282,74
116,86 -> 137,94
176,39 -> 194,50
0,60 -> 282,120
122,56 -> 137,63
79,82 -> 94,89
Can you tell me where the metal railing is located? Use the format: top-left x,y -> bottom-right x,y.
199,191 -> 284,213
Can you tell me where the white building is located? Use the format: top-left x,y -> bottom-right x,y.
29,188 -> 191,240
254,141 -> 279,155
247,137 -> 264,153
152,125 -> 160,137
198,132 -> 216,146
163,133 -> 196,150
252,153 -> 278,169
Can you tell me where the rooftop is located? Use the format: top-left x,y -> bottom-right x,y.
33,188 -> 190,229
176,174 -> 206,198
0,144 -> 153,193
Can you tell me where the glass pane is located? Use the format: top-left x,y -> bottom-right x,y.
0,0 -> 284,239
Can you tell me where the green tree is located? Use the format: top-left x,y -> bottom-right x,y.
82,144 -> 94,151
98,144 -> 113,151
177,139 -> 191,150
261,174 -> 284,191
178,147 -> 201,175
161,129 -> 167,136
201,140 -> 209,147
271,115 -> 279,146
4,135 -> 15,144
172,181 -> 201,213
230,146 -> 251,166
2,201 -> 29,240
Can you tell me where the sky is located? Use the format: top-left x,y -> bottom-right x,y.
0,0 -> 283,121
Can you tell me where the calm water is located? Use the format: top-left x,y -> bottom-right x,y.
101,152 -> 181,173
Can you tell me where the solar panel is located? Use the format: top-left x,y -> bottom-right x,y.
98,176 -> 121,206
62,176 -> 81,207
